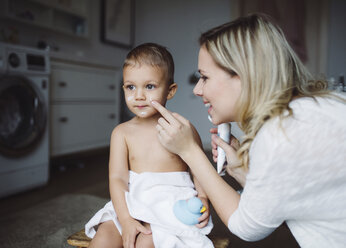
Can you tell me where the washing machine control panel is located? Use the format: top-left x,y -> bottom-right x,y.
27,53 -> 47,71
8,53 -> 20,68
0,42 -> 50,75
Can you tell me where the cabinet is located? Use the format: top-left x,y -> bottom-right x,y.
0,0 -> 90,38
50,61 -> 120,156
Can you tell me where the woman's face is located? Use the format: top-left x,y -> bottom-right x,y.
193,45 -> 242,125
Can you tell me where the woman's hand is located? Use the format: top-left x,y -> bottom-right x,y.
121,217 -> 151,248
196,196 -> 210,228
151,101 -> 200,157
210,128 -> 247,187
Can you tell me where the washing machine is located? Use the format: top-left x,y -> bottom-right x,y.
0,42 -> 50,198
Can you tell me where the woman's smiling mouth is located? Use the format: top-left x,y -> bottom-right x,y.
204,102 -> 212,113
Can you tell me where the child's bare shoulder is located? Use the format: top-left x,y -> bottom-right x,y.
111,118 -> 139,137
111,122 -> 128,140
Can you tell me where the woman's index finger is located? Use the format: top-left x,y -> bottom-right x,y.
151,101 -> 176,124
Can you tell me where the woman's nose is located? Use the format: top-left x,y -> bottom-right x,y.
193,80 -> 203,97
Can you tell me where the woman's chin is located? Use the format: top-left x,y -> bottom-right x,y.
213,118 -> 230,126
211,118 -> 221,126
209,114 -> 228,125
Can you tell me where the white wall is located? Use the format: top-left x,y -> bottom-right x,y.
327,0 -> 346,79
134,0 -> 244,148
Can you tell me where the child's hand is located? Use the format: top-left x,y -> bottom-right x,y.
121,217 -> 151,248
196,196 -> 210,228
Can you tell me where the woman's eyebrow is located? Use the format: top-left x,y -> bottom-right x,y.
198,69 -> 207,74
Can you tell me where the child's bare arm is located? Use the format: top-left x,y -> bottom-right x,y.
109,125 -> 131,223
194,176 -> 210,228
189,125 -> 210,228
108,125 -> 150,247
190,124 -> 207,197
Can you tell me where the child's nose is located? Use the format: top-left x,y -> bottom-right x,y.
135,89 -> 146,100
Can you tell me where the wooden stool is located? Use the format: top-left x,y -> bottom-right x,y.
67,229 -> 230,248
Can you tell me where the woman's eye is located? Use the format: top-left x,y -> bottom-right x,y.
229,70 -> 237,77
200,75 -> 208,82
146,84 -> 156,90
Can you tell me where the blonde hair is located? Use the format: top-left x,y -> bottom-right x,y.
200,14 -> 330,170
123,43 -> 175,85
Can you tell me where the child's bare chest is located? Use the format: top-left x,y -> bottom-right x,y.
125,127 -> 186,172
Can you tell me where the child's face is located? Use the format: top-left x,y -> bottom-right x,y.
123,64 -> 176,118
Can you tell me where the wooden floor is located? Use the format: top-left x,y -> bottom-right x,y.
0,149 -> 110,216
0,149 -> 299,248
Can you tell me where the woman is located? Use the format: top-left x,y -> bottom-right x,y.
151,14 -> 346,247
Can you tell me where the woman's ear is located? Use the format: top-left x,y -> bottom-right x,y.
167,83 -> 178,100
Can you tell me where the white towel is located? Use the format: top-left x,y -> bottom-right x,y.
85,171 -> 214,248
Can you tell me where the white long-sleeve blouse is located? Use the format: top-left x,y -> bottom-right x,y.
228,95 -> 346,247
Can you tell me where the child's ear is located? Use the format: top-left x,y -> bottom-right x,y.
167,83 -> 178,100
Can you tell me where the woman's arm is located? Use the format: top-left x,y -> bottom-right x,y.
108,125 -> 151,248
152,101 -> 240,225
182,144 -> 240,225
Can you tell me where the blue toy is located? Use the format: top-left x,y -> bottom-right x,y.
173,197 -> 206,225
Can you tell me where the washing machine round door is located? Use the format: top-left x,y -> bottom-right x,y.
0,75 -> 47,157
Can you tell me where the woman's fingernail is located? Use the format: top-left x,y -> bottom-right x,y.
151,100 -> 156,105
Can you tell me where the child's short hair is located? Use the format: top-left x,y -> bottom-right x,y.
123,43 -> 175,84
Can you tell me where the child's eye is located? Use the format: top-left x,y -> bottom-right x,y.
146,84 -> 156,90
125,85 -> 135,90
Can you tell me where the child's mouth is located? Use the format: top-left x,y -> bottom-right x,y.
136,105 -> 148,109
